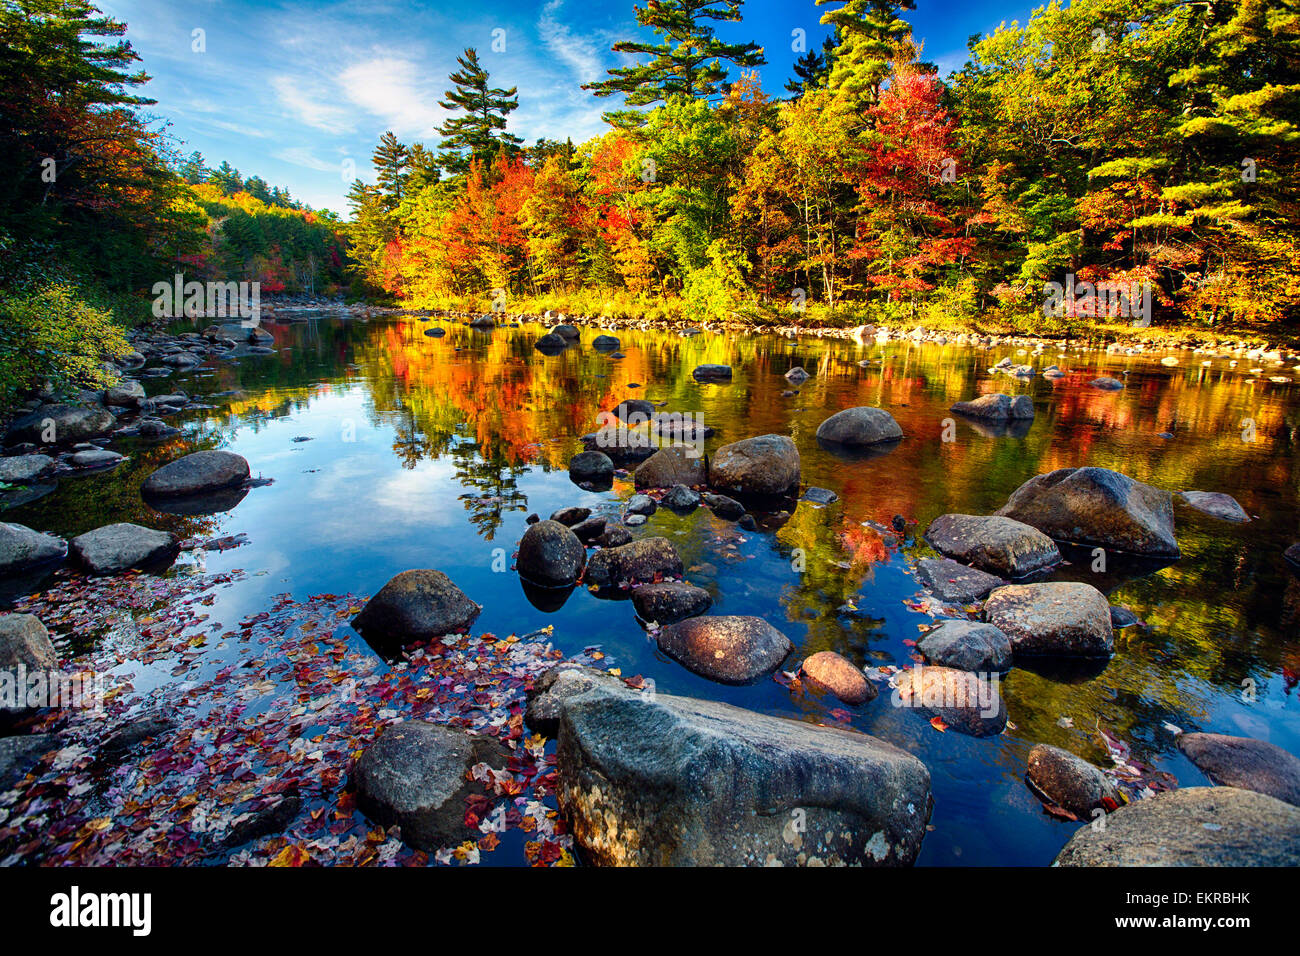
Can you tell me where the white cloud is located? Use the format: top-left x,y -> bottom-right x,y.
537,0 -> 606,86
338,55 -> 449,139
271,75 -> 355,134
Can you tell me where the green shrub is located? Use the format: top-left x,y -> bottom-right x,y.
0,283 -> 130,414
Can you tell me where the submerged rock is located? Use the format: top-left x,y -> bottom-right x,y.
0,734 -> 59,789
0,454 -> 56,484
924,513 -> 1061,578
634,446 -> 707,489
800,651 -> 876,704
1054,787 -> 1300,866
631,581 -> 713,625
1176,490 -> 1249,522
692,363 -> 733,381
0,522 -> 67,575
951,393 -> 1034,421
141,450 -> 250,497
352,722 -> 510,852
585,537 -> 682,589
552,674 -> 932,865
892,665 -> 1007,736
1090,376 -> 1125,390
917,620 -> 1012,672
708,434 -> 800,497
915,556 -> 1006,602
815,406 -> 903,446
69,523 -> 178,575
701,491 -> 745,520
1025,744 -> 1120,819
516,520 -> 586,587
568,450 -> 613,485
351,569 -> 481,642
983,582 -> 1114,657
1178,732 -> 1300,807
6,404 -> 116,445
996,466 -> 1180,558
655,615 -> 791,684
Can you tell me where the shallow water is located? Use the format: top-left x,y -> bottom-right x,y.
8,312 -> 1300,866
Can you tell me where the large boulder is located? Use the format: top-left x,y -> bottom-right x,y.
0,454 -> 56,484
1176,491 -> 1249,523
553,676 -> 933,865
634,446 -> 707,490
983,582 -> 1114,657
924,514 -> 1061,578
892,665 -> 1007,737
1177,733 -> 1300,807
584,537 -> 682,589
655,615 -> 791,684
517,520 -> 587,588
141,450 -> 250,497
0,613 -> 58,670
351,569 -> 481,642
950,393 -> 1034,421
1054,787 -> 1300,866
69,523 -> 178,575
351,721 -> 510,852
917,620 -> 1012,672
995,467 -> 1180,558
708,434 -> 800,497
0,522 -> 66,575
104,380 -> 146,407
800,651 -> 876,705
631,582 -> 712,625
6,404 -> 116,445
815,407 -> 903,447
1025,744 -> 1120,819
915,557 -> 1005,602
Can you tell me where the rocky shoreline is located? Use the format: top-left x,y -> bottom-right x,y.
2,311 -> 1299,867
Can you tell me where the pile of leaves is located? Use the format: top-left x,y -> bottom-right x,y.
0,566 -> 606,866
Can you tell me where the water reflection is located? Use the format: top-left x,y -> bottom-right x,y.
5,312 -> 1300,865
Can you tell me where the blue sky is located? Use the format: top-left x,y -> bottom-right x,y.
100,0 -> 1040,213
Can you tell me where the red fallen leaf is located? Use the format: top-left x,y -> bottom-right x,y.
623,674 -> 646,690
1100,795 -> 1121,812
1041,802 -> 1080,822
929,716 -> 948,733
465,793 -> 492,817
902,639 -> 917,647
464,811 -> 480,828
537,840 -> 563,865
478,831 -> 500,851
829,708 -> 852,722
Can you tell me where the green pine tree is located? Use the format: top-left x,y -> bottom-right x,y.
436,48 -> 522,176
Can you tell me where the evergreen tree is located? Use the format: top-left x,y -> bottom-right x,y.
785,32 -> 838,95
407,142 -> 441,192
816,0 -> 916,104
209,161 -> 243,195
243,175 -> 272,203
372,131 -> 410,208
180,150 -> 208,184
436,48 -> 522,176
584,0 -> 766,127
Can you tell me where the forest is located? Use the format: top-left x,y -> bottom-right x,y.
345,0 -> 1300,336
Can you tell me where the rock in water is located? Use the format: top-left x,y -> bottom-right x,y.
983,582 -> 1114,657
352,722 -> 510,852
631,582 -> 712,624
708,434 -> 800,497
915,557 -> 1005,602
6,404 -> 115,445
815,407 -> 904,446
592,334 -> 621,351
533,332 -> 567,353
923,513 -> 1061,578
0,734 -> 60,790
0,613 -> 58,670
524,664 -> 627,736
701,492 -> 745,519
917,620 -> 1012,672
995,466 -> 1180,558
69,523 -> 178,575
104,380 -> 146,407
549,506 -> 590,526
0,522 -> 67,575
1176,490 -> 1249,522
950,393 -> 1034,421
633,446 -> 707,489
584,537 -> 682,589
892,665 -> 1007,736
516,520 -> 586,587
1177,733 -> 1300,807
0,454 -> 56,484
800,651 -> 876,704
655,615 -> 791,684
351,569 -> 481,642
552,676 -> 933,865
568,450 -> 613,485
661,483 -> 702,511
141,450 -> 250,497
784,366 -> 810,384
1025,744 -> 1120,818
692,364 -> 733,381
1053,787 -> 1300,866
1090,376 -> 1125,390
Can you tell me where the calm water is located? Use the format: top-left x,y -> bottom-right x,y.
8,312 -> 1300,866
